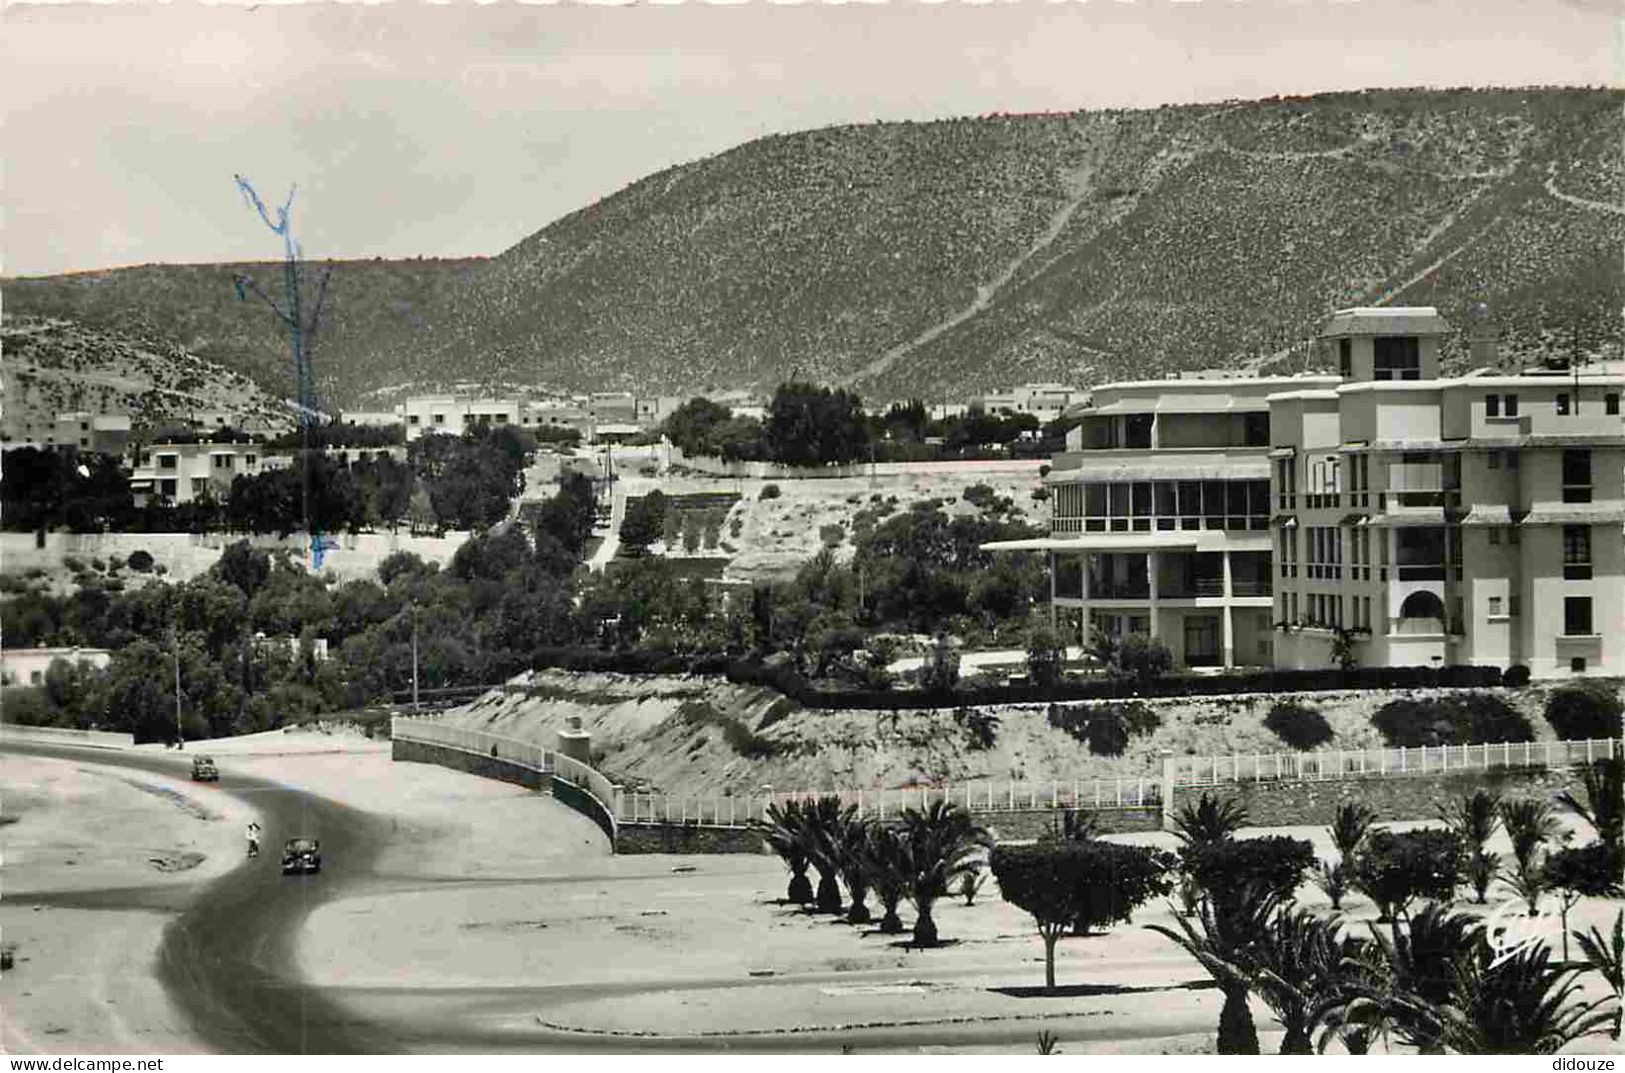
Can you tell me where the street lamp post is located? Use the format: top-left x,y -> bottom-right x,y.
410,602 -> 420,713
169,625 -> 184,749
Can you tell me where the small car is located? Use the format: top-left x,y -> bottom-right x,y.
190,756 -> 219,782
282,838 -> 321,875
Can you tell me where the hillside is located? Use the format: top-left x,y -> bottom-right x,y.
1,317 -> 293,436
6,88 -> 1621,405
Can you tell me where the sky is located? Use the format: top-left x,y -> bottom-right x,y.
2,0 -> 1618,277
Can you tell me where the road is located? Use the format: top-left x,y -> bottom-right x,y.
4,741 -> 1223,1054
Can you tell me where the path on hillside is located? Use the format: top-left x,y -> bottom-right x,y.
845,165 -> 1098,387
1544,169 -> 1625,217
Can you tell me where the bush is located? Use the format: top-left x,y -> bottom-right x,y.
953,706 -> 1000,751
1115,634 -> 1173,681
1182,835 -> 1316,918
1502,664 -> 1532,688
1351,827 -> 1464,921
759,484 -> 781,500
1370,692 -> 1534,748
1544,682 -> 1624,740
1047,701 -> 1158,757
126,550 -> 155,572
1263,699 -> 1334,750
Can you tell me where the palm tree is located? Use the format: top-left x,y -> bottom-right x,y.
803,795 -> 854,914
1574,909 -> 1623,1040
1314,934 -> 1388,1054
1330,802 -> 1377,862
858,823 -> 909,934
1248,907 -> 1349,1054
835,814 -> 873,924
1359,904 -> 1483,1054
897,801 -> 990,947
1147,878 -> 1286,1055
1440,789 -> 1502,904
763,799 -> 814,904
1557,758 -> 1623,852
1173,793 -> 1248,848
1435,939 -> 1615,1054
1499,798 -> 1564,916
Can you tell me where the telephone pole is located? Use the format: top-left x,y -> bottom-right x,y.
169,624 -> 184,749
411,602 -> 420,713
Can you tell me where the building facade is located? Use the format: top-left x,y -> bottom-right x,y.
0,647 -> 111,688
994,307 -> 1625,680
1270,308 -> 1625,678
128,441 -> 274,504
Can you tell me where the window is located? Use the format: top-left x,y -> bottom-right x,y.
159,478 -> 176,497
30,670 -> 43,685
1339,338 -> 1352,378
1572,657 -> 1588,673
1486,394 -> 1500,417
433,413 -> 446,425
1557,393 -> 1571,416
1373,336 -> 1421,380
1489,596 -> 1503,617
246,454 -> 257,466
1488,527 -> 1501,545
159,454 -> 177,470
1488,451 -> 1501,470
409,415 -> 421,426
1609,394 -> 1621,416
1565,597 -> 1594,636
1505,394 -> 1519,417
1562,450 -> 1592,503
1563,525 -> 1593,580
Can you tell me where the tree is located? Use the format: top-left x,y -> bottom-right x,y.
1544,843 -> 1624,961
918,631 -> 959,694
1439,789 -> 1503,904
1183,836 -> 1316,923
1574,909 -> 1623,1040
764,382 -> 870,466
835,815 -> 874,924
1114,633 -> 1172,681
1351,828 -> 1464,922
1557,758 -> 1623,855
802,795 -> 853,914
763,800 -> 814,904
1248,908 -> 1349,1054
1352,905 -> 1484,1053
858,824 -> 910,934
897,801 -> 990,947
1172,793 -> 1248,849
620,492 -> 668,557
1435,940 -> 1615,1054
213,540 -> 271,598
1316,803 -> 1376,910
992,841 -> 1170,991
1500,797 -> 1563,916
1025,621 -> 1066,688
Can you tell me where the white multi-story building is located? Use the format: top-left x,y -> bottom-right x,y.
978,383 -> 1087,424
1271,308 -> 1625,678
996,307 -> 1625,680
128,441 -> 272,504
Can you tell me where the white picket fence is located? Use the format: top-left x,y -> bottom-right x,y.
616,776 -> 1161,829
1170,737 -> 1622,787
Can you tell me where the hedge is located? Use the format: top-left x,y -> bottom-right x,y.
520,648 -> 1502,711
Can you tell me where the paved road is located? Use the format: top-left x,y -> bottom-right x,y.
5,741 -> 1221,1054
4,741 -> 393,1054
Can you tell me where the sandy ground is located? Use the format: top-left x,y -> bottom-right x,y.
0,750 -> 260,1053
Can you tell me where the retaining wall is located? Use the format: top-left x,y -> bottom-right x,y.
391,738 -> 549,792
1212,765 -> 1590,827
1,530 -> 472,583
0,723 -> 133,749
982,806 -> 1163,842
615,822 -> 766,854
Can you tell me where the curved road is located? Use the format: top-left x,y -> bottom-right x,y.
6,741 -> 1220,1054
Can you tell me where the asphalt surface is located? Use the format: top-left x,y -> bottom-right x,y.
5,740 -> 1222,1054
4,741 -> 393,1053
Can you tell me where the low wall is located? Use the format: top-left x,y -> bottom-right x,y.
615,822 -> 766,854
1,530 -> 472,582
981,807 -> 1162,842
391,738 -> 549,792
666,446 -> 1046,481
0,723 -> 133,750
1214,765 -> 1590,827
552,776 -> 617,844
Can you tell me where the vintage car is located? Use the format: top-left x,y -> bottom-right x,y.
282,838 -> 322,875
190,755 -> 219,782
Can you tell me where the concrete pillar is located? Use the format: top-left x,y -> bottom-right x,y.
556,715 -> 592,765
1223,606 -> 1236,668
1048,551 -> 1057,630
1146,551 -> 1160,639
1079,552 -> 1092,646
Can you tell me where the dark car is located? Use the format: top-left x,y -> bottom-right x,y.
282,838 -> 321,875
190,756 -> 219,782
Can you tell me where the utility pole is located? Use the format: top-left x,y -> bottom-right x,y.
169,624 -> 184,749
411,602 -> 420,713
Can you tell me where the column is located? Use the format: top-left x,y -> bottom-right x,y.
1079,553 -> 1092,647
1146,551 -> 1160,639
1048,551 -> 1057,630
1221,550 -> 1235,666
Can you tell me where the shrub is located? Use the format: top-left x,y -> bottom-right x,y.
1025,622 -> 1066,689
1544,682 -> 1624,741
1351,828 -> 1464,921
1263,699 -> 1334,750
1182,835 -> 1316,918
1046,701 -> 1158,757
953,706 -> 999,751
1502,664 -> 1532,688
991,840 -> 1172,990
1370,692 -> 1534,748
1545,842 -> 1625,959
1115,633 -> 1173,681
62,556 -> 86,573
759,484 -> 781,500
